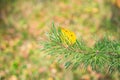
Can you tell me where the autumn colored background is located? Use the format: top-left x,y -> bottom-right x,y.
0,0 -> 120,80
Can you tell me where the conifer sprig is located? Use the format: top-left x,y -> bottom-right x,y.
42,23 -> 120,72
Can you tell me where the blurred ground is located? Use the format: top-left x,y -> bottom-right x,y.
0,0 -> 120,80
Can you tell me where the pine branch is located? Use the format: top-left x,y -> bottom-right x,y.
42,23 -> 120,73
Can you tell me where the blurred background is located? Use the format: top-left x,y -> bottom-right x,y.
0,0 -> 120,80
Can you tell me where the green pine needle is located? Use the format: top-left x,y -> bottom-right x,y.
42,23 -> 120,73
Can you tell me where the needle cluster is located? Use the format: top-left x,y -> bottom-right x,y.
42,23 -> 120,73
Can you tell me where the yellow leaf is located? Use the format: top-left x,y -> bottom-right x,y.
60,28 -> 76,45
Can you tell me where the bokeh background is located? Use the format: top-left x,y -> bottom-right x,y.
0,0 -> 120,80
